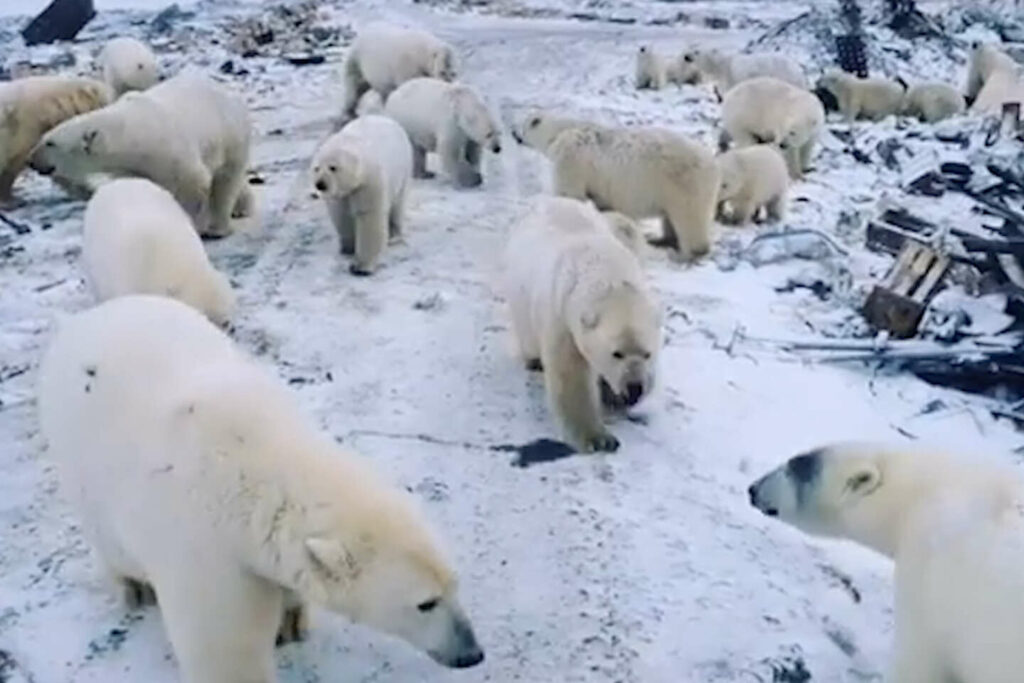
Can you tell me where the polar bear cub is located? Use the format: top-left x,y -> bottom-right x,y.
679,49 -> 807,92
901,82 -> 966,122
98,37 -> 159,96
311,114 -> 412,275
750,442 -> 1024,683
715,145 -> 788,225
30,73 -> 252,238
83,178 -> 234,324
517,112 -> 720,261
0,75 -> 112,201
502,197 -> 661,452
815,69 -> 905,121
635,46 -> 683,90
38,295 -> 485,681
721,77 -> 824,180
385,77 -> 501,188
341,23 -> 457,122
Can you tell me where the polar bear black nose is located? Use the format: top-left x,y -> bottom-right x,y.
748,483 -> 758,505
315,180 -> 327,192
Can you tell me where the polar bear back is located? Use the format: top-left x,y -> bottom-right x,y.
720,52 -> 806,91
0,75 -> 112,138
384,77 -> 459,150
98,37 -> 159,96
353,23 -> 449,92
722,77 -> 822,146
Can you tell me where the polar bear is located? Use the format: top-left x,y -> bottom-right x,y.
678,48 -> 807,93
384,77 -> 501,188
517,112 -> 720,261
635,46 -> 683,91
749,442 -> 1024,683
965,42 -> 1020,106
502,197 -> 661,452
715,144 -> 788,225
83,178 -> 234,324
311,114 -> 412,275
814,69 -> 905,121
720,77 -> 824,180
38,295 -> 485,681
0,75 -> 112,201
341,23 -> 457,123
30,73 -> 251,238
900,81 -> 966,122
98,37 -> 159,97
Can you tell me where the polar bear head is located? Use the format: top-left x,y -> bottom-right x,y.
451,87 -> 501,154
514,111 -> 588,154
429,43 -> 458,82
715,152 -> 746,205
573,283 -> 662,407
677,49 -> 707,85
311,145 -> 364,198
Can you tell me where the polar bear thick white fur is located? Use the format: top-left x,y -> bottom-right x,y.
635,46 -> 683,90
83,179 -> 234,324
966,42 -> 1021,106
341,23 -> 457,123
98,37 -> 160,97
38,295 -> 485,682
30,73 -> 252,238
678,48 -> 807,93
516,111 -> 720,261
502,197 -> 661,452
715,144 -> 788,225
720,77 -> 824,180
815,69 -> 905,121
750,442 -> 1024,683
384,77 -> 501,188
311,114 -> 412,275
0,75 -> 112,201
900,82 -> 966,122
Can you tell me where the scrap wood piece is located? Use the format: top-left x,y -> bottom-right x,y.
863,241 -> 950,338
22,0 -> 95,46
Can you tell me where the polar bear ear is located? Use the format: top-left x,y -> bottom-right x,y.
306,537 -> 359,583
843,464 -> 881,499
580,309 -> 601,330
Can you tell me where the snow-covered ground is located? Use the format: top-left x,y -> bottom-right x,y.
1,1 -> 1022,682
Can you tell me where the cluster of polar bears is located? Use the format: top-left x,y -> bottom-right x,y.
1,14 -> 1022,682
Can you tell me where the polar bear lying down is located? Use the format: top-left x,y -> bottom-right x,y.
750,442 -> 1024,683
38,296 -> 484,681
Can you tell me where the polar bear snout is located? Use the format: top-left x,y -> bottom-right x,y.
430,613 -> 485,669
314,178 -> 327,192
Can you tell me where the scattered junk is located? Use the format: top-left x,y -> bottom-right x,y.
21,0 -> 95,46
863,241 -> 950,338
224,0 -> 348,62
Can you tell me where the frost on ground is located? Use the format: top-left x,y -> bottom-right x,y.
0,1 -> 1022,682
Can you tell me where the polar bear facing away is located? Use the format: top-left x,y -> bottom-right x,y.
502,197 -> 662,452
30,73 -> 252,238
901,82 -> 966,122
749,442 -> 1024,683
815,69 -> 905,121
678,49 -> 807,93
0,75 -> 112,201
311,114 -> 413,275
715,145 -> 788,225
38,295 -> 485,681
83,178 -> 234,324
517,112 -> 720,261
98,37 -> 159,96
385,77 -> 501,188
341,23 -> 457,123
721,77 -> 824,179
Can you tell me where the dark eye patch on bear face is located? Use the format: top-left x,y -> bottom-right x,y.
786,450 -> 822,485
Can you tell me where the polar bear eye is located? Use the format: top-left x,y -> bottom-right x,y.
328,165 -> 337,172
683,54 -> 694,63
417,598 -> 440,613
528,117 -> 540,128
642,351 -> 651,360
612,351 -> 625,360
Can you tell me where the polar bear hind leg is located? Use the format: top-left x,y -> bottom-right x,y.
208,159 -> 248,237
765,193 -> 785,222
341,55 -> 371,122
327,197 -> 356,255
543,331 -> 618,453
388,185 -> 407,240
508,295 -> 540,370
660,181 -> 715,259
275,590 -> 309,646
412,145 -> 434,179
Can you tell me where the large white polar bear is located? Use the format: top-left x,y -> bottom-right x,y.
516,111 -> 720,261
965,42 -> 1022,109
815,69 -> 905,121
901,81 -> 966,123
502,197 -> 662,452
720,77 -> 824,179
715,144 -> 789,225
98,37 -> 160,96
38,295 -> 485,682
0,75 -> 112,202
311,114 -> 413,275
678,48 -> 807,93
341,23 -> 457,123
30,73 -> 252,238
749,442 -> 1024,683
83,178 -> 234,324
384,77 -> 501,188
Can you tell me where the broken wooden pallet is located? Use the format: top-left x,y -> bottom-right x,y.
863,241 -> 950,338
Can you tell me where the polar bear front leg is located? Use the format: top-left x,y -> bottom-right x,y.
275,590 -> 309,647
350,189 -> 387,276
412,145 -> 434,179
327,197 -> 355,255
439,129 -> 481,188
542,331 -> 619,453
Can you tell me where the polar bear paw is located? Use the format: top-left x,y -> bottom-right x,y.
276,604 -> 309,647
122,577 -> 158,609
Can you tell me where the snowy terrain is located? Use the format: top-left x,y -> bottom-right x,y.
1,1 -> 1022,682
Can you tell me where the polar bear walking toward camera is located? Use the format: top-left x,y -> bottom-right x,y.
516,112 -> 719,260
311,114 -> 412,275
502,197 -> 661,453
38,295 -> 485,682
30,73 -> 252,238
715,145 -> 788,225
341,23 -> 457,123
0,75 -> 112,201
815,69 -> 905,121
678,48 -> 806,92
83,179 -> 234,324
98,37 -> 159,96
901,82 -> 966,122
385,77 -> 501,188
721,77 -> 824,179
749,442 -> 1024,683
